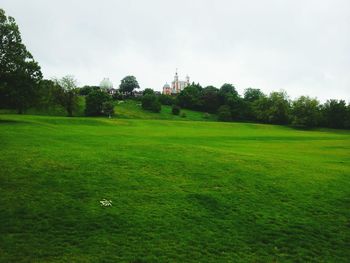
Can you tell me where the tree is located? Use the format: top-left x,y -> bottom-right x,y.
119,75 -> 140,93
219,83 -> 238,105
143,88 -> 155,96
141,94 -> 161,112
79,85 -> 100,96
36,79 -> 58,109
200,86 -> 220,113
217,105 -> 232,122
226,96 -> 248,120
172,105 -> 180,115
102,100 -> 115,118
159,94 -> 174,105
244,88 -> 264,103
0,8 -> 42,113
85,90 -> 111,116
291,96 -> 320,128
254,91 -> 290,124
321,100 -> 348,129
52,75 -> 79,117
243,88 -> 265,121
177,83 -> 202,110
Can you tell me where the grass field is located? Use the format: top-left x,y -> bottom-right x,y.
0,114 -> 349,262
0,99 -> 217,122
115,100 -> 217,121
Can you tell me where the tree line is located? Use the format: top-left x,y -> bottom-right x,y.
158,83 -> 349,129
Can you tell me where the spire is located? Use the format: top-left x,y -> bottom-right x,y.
174,68 -> 178,81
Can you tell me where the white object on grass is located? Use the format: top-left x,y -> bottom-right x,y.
100,199 -> 112,207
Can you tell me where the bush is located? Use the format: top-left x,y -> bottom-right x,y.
102,100 -> 115,117
180,112 -> 186,118
143,88 -> 155,96
218,105 -> 232,122
203,112 -> 210,119
79,86 -> 99,96
159,94 -> 175,105
112,92 -> 124,100
172,105 -> 181,115
141,94 -> 161,113
85,90 -> 111,116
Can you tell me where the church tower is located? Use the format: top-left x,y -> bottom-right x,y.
165,69 -> 190,95
186,74 -> 190,85
174,69 -> 179,93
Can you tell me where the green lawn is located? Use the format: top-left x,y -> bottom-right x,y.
0,114 -> 349,262
115,100 -> 217,121
0,98 -> 217,122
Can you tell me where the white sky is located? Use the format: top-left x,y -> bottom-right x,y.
1,0 -> 350,101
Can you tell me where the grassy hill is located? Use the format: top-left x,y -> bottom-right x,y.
0,114 -> 349,262
115,100 -> 217,121
0,99 -> 217,121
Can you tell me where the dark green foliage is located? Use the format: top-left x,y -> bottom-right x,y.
243,88 -> 265,121
254,91 -> 290,124
159,94 -> 175,105
203,112 -> 210,119
112,91 -> 124,100
119,75 -> 140,93
79,85 -> 100,95
36,79 -> 59,109
172,105 -> 180,115
244,88 -> 264,102
217,105 -> 232,121
291,96 -> 320,128
0,9 -> 42,113
226,96 -> 248,120
321,100 -> 348,129
176,83 -> 202,110
142,88 -> 155,96
85,90 -> 112,116
180,112 -> 186,118
141,94 -> 161,112
52,76 -> 79,117
102,100 -> 115,117
199,86 -> 220,113
218,83 -> 239,105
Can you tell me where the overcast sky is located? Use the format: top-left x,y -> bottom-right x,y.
1,0 -> 349,101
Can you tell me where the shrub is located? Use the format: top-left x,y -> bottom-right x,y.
141,94 -> 161,113
112,92 -> 124,100
159,94 -> 175,105
203,113 -> 210,119
143,88 -> 155,96
180,112 -> 187,118
172,105 -> 181,115
218,105 -> 232,122
85,90 -> 111,116
102,100 -> 115,117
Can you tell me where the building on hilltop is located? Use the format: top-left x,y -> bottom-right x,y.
100,78 -> 116,95
163,70 -> 190,95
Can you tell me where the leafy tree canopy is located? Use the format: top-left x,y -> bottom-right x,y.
119,75 -> 140,93
0,8 -> 42,113
292,96 -> 320,128
52,75 -> 79,117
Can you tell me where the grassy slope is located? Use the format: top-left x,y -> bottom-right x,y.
115,100 -> 217,121
0,98 -> 217,121
0,114 -> 349,262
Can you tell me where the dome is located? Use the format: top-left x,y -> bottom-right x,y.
100,78 -> 113,90
163,83 -> 170,88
